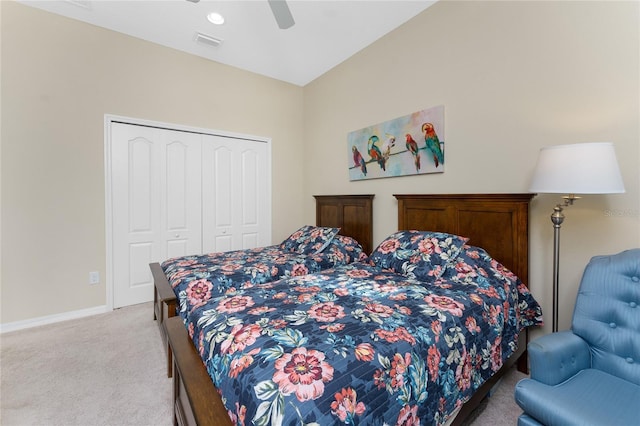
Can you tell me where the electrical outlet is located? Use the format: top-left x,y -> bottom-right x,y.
89,271 -> 100,285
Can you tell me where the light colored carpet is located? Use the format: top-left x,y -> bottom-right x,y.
471,364 -> 527,425
1,302 -> 172,426
0,302 -> 526,425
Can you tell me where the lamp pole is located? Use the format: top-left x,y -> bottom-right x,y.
550,195 -> 578,333
551,205 -> 564,333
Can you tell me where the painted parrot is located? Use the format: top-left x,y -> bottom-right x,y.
352,146 -> 367,176
383,134 -> 396,160
422,122 -> 444,168
367,135 -> 386,171
405,133 -> 421,172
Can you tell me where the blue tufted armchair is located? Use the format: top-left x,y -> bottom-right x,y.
514,248 -> 640,426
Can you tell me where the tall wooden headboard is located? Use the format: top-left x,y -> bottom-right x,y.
314,195 -> 374,255
395,194 -> 534,285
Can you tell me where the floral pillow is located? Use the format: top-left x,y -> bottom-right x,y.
369,230 -> 469,282
442,244 -> 522,286
323,235 -> 368,263
280,225 -> 341,254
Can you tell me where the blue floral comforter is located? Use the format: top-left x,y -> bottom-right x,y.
182,243 -> 543,425
162,234 -> 366,321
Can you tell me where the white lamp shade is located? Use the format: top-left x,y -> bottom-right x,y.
529,142 -> 625,194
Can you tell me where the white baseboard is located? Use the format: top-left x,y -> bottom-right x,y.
0,305 -> 111,334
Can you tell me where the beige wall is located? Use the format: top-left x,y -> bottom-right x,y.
1,1 -> 305,323
2,1 -> 639,332
304,0 -> 640,335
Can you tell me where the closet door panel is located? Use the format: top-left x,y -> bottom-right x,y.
202,136 -> 269,253
214,145 -> 232,230
128,138 -> 154,233
130,243 -> 153,286
111,124 -> 201,308
202,143 -> 232,253
112,124 -> 162,308
165,141 -> 189,229
239,148 -> 260,248
162,131 -> 202,259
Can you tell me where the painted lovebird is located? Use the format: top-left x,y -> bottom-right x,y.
352,146 -> 367,176
405,133 -> 421,171
367,135 -> 386,171
422,122 -> 443,168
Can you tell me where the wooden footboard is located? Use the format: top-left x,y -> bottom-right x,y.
165,316 -> 232,426
151,262 -> 178,378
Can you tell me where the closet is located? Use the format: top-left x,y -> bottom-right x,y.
108,120 -> 271,308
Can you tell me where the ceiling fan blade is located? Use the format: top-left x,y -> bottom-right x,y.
267,0 -> 295,30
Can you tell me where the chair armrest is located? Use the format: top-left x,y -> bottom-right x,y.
528,330 -> 591,386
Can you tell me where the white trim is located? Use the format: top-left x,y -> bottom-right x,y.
104,114 -> 271,145
0,305 -> 109,334
104,116 -> 115,312
104,114 -> 272,309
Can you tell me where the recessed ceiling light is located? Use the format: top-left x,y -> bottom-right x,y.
207,12 -> 225,25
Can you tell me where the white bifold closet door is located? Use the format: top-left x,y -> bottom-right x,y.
201,135 -> 268,253
109,122 -> 269,308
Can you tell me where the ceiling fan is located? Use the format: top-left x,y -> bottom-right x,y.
267,0 -> 295,30
186,0 -> 295,30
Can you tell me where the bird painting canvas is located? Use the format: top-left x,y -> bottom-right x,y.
347,105 -> 444,181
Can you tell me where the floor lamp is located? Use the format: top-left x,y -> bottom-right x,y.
529,142 -> 625,332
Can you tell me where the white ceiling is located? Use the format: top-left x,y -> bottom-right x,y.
19,0 -> 435,86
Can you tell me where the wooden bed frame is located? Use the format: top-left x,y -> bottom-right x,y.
395,193 -> 535,422
164,193 -> 535,426
152,194 -> 374,378
314,194 -> 374,255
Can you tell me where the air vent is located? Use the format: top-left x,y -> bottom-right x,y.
194,32 -> 223,48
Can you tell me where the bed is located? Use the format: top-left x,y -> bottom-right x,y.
164,193 -> 542,425
152,194 -> 374,377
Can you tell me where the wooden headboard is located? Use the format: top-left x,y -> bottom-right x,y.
314,195 -> 374,255
395,194 -> 534,285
